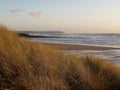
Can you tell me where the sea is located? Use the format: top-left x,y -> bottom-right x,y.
18,31 -> 120,66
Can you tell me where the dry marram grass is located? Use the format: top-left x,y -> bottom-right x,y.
0,26 -> 120,90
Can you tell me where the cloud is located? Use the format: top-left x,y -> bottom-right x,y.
28,11 -> 41,16
11,8 -> 21,13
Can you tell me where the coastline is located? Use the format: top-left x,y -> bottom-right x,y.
33,41 -> 120,65
33,41 -> 119,50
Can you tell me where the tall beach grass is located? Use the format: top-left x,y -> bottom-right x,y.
0,26 -> 120,90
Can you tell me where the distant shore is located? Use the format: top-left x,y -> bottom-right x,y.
33,42 -> 119,50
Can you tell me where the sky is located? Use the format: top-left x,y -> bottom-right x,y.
0,0 -> 120,33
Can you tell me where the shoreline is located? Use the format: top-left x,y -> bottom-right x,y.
33,41 -> 120,50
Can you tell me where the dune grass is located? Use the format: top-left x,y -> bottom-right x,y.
0,26 -> 120,90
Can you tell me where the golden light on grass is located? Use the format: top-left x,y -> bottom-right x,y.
0,26 -> 120,90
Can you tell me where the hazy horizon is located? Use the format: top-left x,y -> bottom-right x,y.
1,0 -> 120,33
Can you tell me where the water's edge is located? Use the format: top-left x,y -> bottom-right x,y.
63,49 -> 120,66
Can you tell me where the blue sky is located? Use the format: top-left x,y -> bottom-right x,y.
1,0 -> 120,33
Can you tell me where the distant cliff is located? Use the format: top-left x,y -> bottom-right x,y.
17,31 -> 64,38
17,31 -> 64,34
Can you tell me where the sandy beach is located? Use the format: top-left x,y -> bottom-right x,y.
34,42 -> 119,50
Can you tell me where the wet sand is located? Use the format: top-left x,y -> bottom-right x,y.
34,42 -> 119,50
